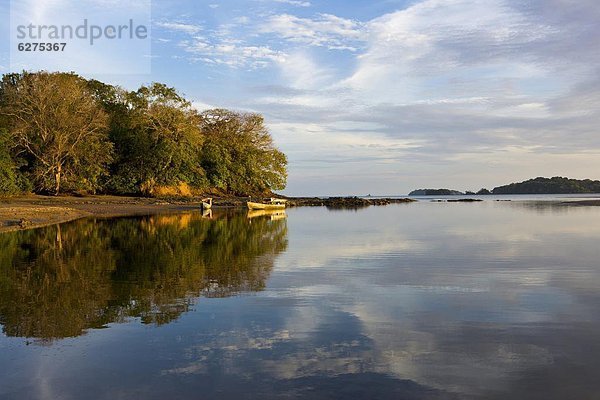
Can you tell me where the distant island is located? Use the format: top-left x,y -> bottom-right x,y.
410,177 -> 600,196
491,177 -> 600,194
409,189 -> 463,196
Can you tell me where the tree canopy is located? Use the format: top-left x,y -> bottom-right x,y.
0,71 -> 287,196
492,177 -> 600,194
104,82 -> 205,194
0,72 -> 112,194
200,109 -> 287,194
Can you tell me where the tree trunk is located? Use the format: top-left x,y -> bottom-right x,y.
55,164 -> 62,195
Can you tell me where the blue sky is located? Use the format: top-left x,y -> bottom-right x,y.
2,0 -> 600,195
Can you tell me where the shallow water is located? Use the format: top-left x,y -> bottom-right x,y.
1,201 -> 600,399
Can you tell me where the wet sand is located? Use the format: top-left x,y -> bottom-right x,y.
0,195 -> 202,233
8,194 -> 578,233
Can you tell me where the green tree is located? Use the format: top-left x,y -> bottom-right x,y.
200,109 -> 287,194
0,129 -> 22,195
0,72 -> 113,194
0,72 -> 288,196
107,83 -> 205,194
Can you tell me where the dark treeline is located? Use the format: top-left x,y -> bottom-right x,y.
491,177 -> 600,194
410,177 -> 600,196
0,71 -> 287,196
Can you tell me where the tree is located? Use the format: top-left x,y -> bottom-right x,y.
492,177 -> 600,194
200,109 -> 287,194
107,83 -> 205,194
0,72 -> 288,197
0,72 -> 112,194
0,129 -> 22,195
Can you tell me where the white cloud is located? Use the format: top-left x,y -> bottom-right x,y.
157,15 -> 290,69
260,13 -> 365,50
192,100 -> 218,111
343,0 -> 557,103
277,52 -> 335,89
180,37 -> 286,68
151,0 -> 600,194
156,21 -> 203,34
271,0 -> 311,7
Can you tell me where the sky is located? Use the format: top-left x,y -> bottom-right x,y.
1,0 -> 600,196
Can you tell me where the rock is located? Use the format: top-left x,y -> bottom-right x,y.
287,196 -> 415,208
447,198 -> 483,202
409,189 -> 464,196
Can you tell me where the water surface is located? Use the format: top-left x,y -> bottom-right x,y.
1,201 -> 599,399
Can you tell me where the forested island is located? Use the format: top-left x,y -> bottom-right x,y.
408,189 -> 463,196
410,177 -> 600,196
409,188 -> 491,196
491,177 -> 600,194
0,71 -> 287,197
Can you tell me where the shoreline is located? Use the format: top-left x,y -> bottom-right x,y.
2,194 -> 599,234
0,195 -> 415,233
0,195 -> 203,233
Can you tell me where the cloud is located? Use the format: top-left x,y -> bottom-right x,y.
343,0 -> 558,103
156,17 -> 286,69
156,15 -> 290,69
151,0 -> 600,194
238,0 -> 600,193
277,51 -> 336,89
271,0 -> 312,7
260,13 -> 365,50
180,37 -> 286,68
156,21 -> 203,34
192,100 -> 218,111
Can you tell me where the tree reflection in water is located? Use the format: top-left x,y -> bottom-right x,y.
0,211 -> 287,341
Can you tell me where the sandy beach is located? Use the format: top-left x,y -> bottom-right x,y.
3,194 -> 596,234
0,195 -> 203,233
0,195 -> 420,233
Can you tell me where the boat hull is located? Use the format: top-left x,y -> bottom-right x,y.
247,201 -> 286,210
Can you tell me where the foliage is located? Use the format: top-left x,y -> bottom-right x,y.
492,177 -> 600,194
0,128 -> 32,195
0,72 -> 113,194
0,129 -> 21,195
0,72 -> 288,196
409,188 -> 464,196
200,109 -> 288,194
104,83 -> 206,194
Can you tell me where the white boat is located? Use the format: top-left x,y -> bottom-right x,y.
201,198 -> 212,210
246,198 -> 287,210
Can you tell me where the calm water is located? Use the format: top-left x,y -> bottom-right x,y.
1,201 -> 600,399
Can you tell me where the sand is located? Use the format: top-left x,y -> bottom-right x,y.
0,195 -> 202,233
